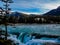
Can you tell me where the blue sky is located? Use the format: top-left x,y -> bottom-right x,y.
0,0 -> 60,14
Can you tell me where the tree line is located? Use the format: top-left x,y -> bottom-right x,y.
0,15 -> 60,24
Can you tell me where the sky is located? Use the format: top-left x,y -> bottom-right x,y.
0,0 -> 60,14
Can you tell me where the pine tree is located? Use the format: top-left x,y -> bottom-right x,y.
0,0 -> 13,40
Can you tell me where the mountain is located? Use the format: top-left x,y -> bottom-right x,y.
43,6 -> 60,16
7,12 -> 29,17
10,12 -> 23,16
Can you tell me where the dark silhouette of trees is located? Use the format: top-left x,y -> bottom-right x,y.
0,14 -> 60,24
0,0 -> 13,40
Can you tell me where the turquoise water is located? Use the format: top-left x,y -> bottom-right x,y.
0,24 -> 60,35
0,24 -> 60,45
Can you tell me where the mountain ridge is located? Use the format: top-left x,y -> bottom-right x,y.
43,6 -> 60,16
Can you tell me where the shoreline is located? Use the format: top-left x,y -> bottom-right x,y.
0,23 -> 60,26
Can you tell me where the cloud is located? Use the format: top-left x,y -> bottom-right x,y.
13,0 -> 60,8
41,3 -> 60,10
1,0 -> 60,14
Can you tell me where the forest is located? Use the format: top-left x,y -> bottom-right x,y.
0,15 -> 60,24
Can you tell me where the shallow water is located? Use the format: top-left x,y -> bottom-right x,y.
0,24 -> 60,35
0,24 -> 60,45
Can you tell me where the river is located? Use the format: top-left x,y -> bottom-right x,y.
0,24 -> 60,45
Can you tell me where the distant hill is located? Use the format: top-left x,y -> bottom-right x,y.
8,12 -> 40,17
43,6 -> 60,16
10,12 -> 24,16
8,6 -> 60,16
7,12 -> 29,17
